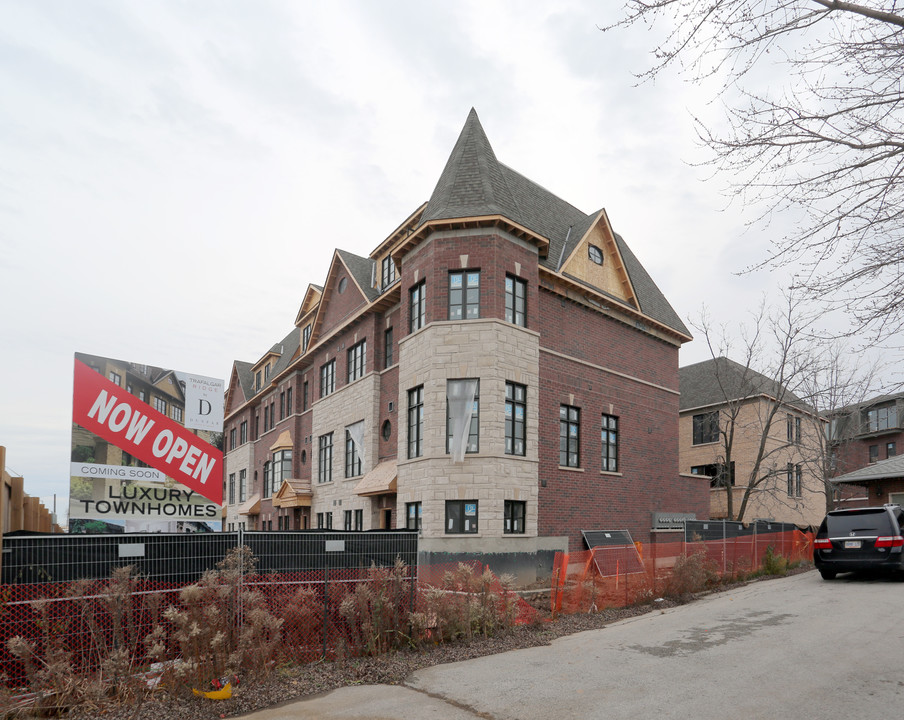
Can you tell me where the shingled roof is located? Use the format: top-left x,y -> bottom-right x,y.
418,108 -> 689,337
679,357 -> 804,412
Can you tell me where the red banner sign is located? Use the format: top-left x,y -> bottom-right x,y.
72,359 -> 223,505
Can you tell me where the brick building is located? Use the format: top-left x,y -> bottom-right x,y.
829,392 -> 902,474
679,357 -> 826,527
222,109 -> 708,579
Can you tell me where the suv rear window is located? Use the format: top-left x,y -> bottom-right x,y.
824,509 -> 894,536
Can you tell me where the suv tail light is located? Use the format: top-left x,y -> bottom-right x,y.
814,538 -> 833,549
874,535 -> 904,548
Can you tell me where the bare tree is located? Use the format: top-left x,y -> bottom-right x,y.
794,341 -> 882,512
604,2 -> 904,341
689,292 -> 823,523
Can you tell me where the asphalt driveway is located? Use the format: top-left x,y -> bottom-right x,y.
241,570 -> 904,719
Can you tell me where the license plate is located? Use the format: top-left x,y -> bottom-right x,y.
844,540 -> 861,549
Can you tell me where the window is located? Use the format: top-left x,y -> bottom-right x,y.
347,340 -> 366,382
505,275 -> 526,327
109,371 -> 122,386
153,397 -> 167,415
317,512 -> 324,529
228,473 -> 235,505
448,271 -> 480,320
263,405 -> 269,433
255,371 -> 262,391
384,327 -> 394,368
381,420 -> 392,440
869,445 -> 879,463
410,281 -> 426,332
254,414 -> 260,440
504,500 -> 526,534
692,412 -> 719,445
588,245 -> 603,265
864,404 -> 898,433
263,461 -> 271,498
345,428 -> 362,477
229,428 -> 237,450
265,363 -> 271,381
272,449 -> 291,494
601,414 -> 619,472
406,502 -> 422,531
786,463 -> 794,496
408,386 -> 424,459
447,380 -> 479,456
787,414 -> 801,443
172,406 -> 183,423
240,421 -> 248,445
354,509 -> 363,530
318,433 -> 333,483
326,512 -> 333,529
280,392 -> 285,420
344,510 -> 353,531
795,464 -> 802,497
559,405 -> 580,467
239,469 -> 247,503
691,462 -> 735,487
505,382 -> 526,456
887,442 -> 897,458
381,256 -> 396,288
302,324 -> 312,353
138,389 -> 147,403
269,403 -> 275,429
286,387 -> 293,415
445,500 -> 478,534
320,360 -> 336,398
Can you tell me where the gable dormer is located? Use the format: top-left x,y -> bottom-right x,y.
309,250 -> 378,347
558,209 -> 638,308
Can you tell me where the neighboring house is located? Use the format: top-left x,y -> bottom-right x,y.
1,446 -> 60,536
222,109 -> 708,580
831,454 -> 904,508
828,392 -> 903,476
679,357 -> 826,527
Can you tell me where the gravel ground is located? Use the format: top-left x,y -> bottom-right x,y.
60,568 -> 811,720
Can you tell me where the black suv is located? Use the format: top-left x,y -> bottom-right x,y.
814,504 -> 904,579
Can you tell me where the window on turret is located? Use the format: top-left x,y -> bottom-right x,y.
449,271 -> 480,320
410,281 -> 426,332
505,275 -> 526,327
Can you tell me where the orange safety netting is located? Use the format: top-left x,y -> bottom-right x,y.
551,530 -> 814,615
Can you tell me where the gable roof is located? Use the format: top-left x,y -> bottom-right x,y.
679,356 -> 804,411
834,453 -> 904,484
417,109 -> 689,338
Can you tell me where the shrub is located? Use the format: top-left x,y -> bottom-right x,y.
662,552 -> 719,600
760,546 -> 789,577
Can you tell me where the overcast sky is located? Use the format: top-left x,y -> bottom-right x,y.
1,1 -> 893,519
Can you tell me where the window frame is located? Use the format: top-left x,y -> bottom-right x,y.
345,428 -> 362,478
559,405 -> 581,468
408,385 -> 424,459
320,360 -> 336,398
504,274 -> 527,327
448,270 -> 481,321
445,499 -> 478,534
347,340 -> 367,383
384,327 -> 394,368
381,256 -> 397,289
228,473 -> 236,505
601,413 -> 619,473
446,379 -> 480,455
692,411 -> 719,445
318,433 -> 334,483
409,281 -> 426,332
505,382 -> 526,457
406,501 -> 422,531
504,500 -> 526,534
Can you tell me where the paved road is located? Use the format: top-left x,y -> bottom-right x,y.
243,570 -> 904,719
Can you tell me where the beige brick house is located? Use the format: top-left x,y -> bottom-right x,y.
679,357 -> 826,527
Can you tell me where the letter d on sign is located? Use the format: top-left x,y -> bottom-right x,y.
198,399 -> 211,416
